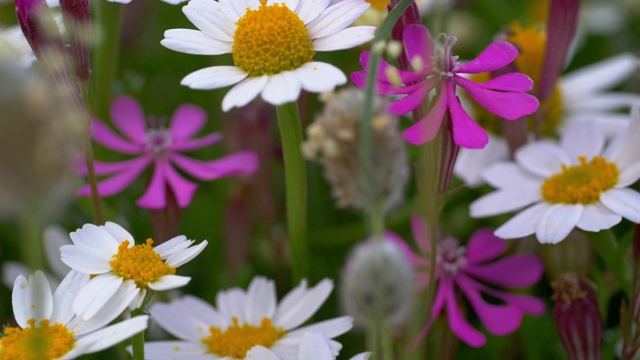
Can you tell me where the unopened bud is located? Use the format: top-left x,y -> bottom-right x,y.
551,273 -> 603,360
60,0 -> 91,81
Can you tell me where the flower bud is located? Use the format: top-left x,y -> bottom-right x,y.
59,0 -> 90,81
551,273 -> 603,360
340,238 -> 414,327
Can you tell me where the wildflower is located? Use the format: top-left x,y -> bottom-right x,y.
0,271 -> 148,359
405,216 -> 545,347
76,96 -> 259,209
470,107 -> 640,244
351,23 -> 539,149
162,0 -> 375,111
303,87 -> 408,212
60,221 -> 208,319
143,276 -> 353,359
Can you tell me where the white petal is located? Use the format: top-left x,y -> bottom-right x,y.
566,93 -> 640,112
162,29 -> 232,55
1,262 -> 30,291
129,288 -> 147,310
601,188 -> 640,222
60,244 -> 112,274
103,222 -> 135,243
481,161 -> 541,190
469,189 -> 540,218
273,280 -> 307,321
286,316 -> 353,339
246,345 -> 283,360
561,113 -> 628,139
154,235 -> 192,258
535,204 -> 583,244
515,141 -> 570,177
51,270 -> 89,325
295,62 -> 346,93
604,107 -> 640,169
150,297 -> 220,342
559,120 -> 605,160
66,316 -> 149,358
216,288 -> 247,322
181,66 -> 247,90
350,353 -> 373,360
222,76 -> 268,111
70,223 -> 120,250
298,332 -> 333,360
618,162 -> 640,187
43,226 -> 72,279
149,274 -> 191,291
306,0 -> 370,39
494,202 -> 551,239
183,0 -> 238,41
273,279 -> 333,330
219,0 -> 255,17
73,273 -> 124,320
261,71 -> 302,106
454,135 -> 509,188
165,240 -> 208,267
576,202 -> 622,232
561,54 -> 638,101
268,0 -> 299,11
312,26 -> 375,51
245,277 -> 277,325
12,271 -> 52,328
295,0 -> 331,24
143,341 -> 210,360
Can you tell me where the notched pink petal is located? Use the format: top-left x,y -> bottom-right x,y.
136,163 -> 167,209
170,104 -> 207,141
387,81 -> 431,115
402,87 -> 447,145
163,161 -> 198,208
465,254 -> 544,288
359,51 -> 425,84
465,228 -> 506,264
91,119 -> 141,154
456,76 -> 540,120
445,280 -> 486,347
478,73 -> 534,92
456,41 -> 519,74
171,133 -> 222,152
171,151 -> 259,181
403,24 -> 433,71
447,83 -> 488,149
110,96 -> 147,142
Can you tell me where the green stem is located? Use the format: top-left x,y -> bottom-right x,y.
80,81 -> 104,224
93,1 -> 123,121
371,198 -> 386,241
588,229 -> 631,295
367,318 -> 379,358
131,307 -> 146,360
380,321 -> 394,360
276,102 -> 308,284
18,213 -> 45,271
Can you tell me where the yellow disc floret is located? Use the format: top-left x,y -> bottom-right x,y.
507,22 -> 546,86
542,156 -> 619,204
0,319 -> 75,360
201,317 -> 286,357
366,0 -> 390,11
233,0 -> 314,76
110,239 -> 175,288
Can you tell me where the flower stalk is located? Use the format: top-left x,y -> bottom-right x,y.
93,1 -> 123,120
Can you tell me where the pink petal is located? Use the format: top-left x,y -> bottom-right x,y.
136,162 -> 168,209
91,119 -> 141,154
477,282 -> 545,316
403,24 -> 433,71
387,79 -> 433,115
162,161 -> 198,208
77,158 -> 150,197
110,96 -> 148,142
411,278 -> 448,348
477,73 -> 534,92
446,82 -> 489,149
169,104 -> 207,141
465,254 -> 544,288
170,151 -> 259,181
350,70 -> 424,95
402,86 -> 447,145
411,214 -> 431,255
465,228 -> 506,264
444,279 -> 486,347
381,230 -> 421,266
359,51 -> 425,84
76,158 -> 150,176
456,275 -> 522,336
456,41 -> 519,74
171,133 -> 222,152
456,76 -> 540,121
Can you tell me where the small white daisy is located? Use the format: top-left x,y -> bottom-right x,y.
162,0 -> 375,111
143,276 -> 353,360
470,106 -> 640,244
60,221 -> 208,320
247,332 -> 371,360
0,270 -> 148,359
455,52 -> 640,187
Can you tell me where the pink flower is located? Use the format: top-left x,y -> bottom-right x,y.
77,96 -> 259,209
387,216 -> 545,347
351,24 -> 540,149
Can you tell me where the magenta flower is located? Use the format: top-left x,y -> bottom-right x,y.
387,215 -> 545,347
351,24 -> 540,149
77,96 -> 259,209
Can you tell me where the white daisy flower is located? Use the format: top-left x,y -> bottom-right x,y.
60,221 -> 208,320
455,53 -> 640,187
0,270 -> 148,359
470,106 -> 640,244
143,276 -> 353,360
247,332 -> 371,360
162,0 -> 375,111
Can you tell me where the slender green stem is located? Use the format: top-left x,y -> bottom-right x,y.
380,321 -> 394,360
588,229 -> 631,295
18,213 -> 45,271
131,307 -> 146,360
80,81 -> 104,224
276,102 -> 308,284
367,318 -> 379,358
371,198 -> 386,241
93,1 -> 123,121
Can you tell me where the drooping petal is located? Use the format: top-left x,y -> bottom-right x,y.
306,0 -> 370,39
169,104 -> 207,141
535,204 -> 583,244
447,82 -> 489,149
465,254 -> 544,288
494,203 -> 550,240
261,71 -> 302,106
312,26 -> 375,51
576,202 -> 622,232
402,85 -> 447,145
91,119 -> 141,154
456,75 -> 539,121
456,41 -> 519,74
600,188 -> 640,222
465,228 -> 506,264
181,66 -> 247,90
110,96 -> 148,142
222,75 -> 268,112
296,62 -> 347,93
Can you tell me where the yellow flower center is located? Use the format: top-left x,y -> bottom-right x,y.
366,0 -> 389,11
110,239 -> 175,288
507,22 -> 546,86
201,317 -> 286,357
233,0 -> 315,77
541,156 -> 619,204
0,319 -> 75,360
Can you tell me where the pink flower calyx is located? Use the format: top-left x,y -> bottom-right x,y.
436,237 -> 466,277
432,33 -> 460,80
